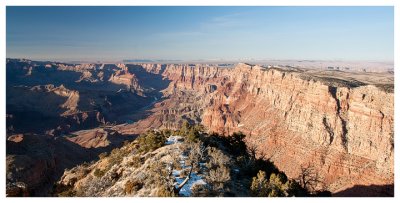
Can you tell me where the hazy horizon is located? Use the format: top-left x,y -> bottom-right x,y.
7,6 -> 394,62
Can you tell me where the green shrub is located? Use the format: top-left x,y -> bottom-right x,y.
177,121 -> 204,142
93,168 -> 106,178
186,128 -> 200,143
250,170 -> 299,197
178,120 -> 191,136
250,170 -> 269,197
160,129 -> 173,138
137,130 -> 166,153
108,148 -> 125,167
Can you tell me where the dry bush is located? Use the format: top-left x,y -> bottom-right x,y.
178,144 -> 187,151
94,148 -> 127,177
168,151 -> 182,171
148,161 -> 175,193
188,142 -> 206,164
156,185 -> 177,197
160,129 -> 173,138
54,183 -> 76,197
179,167 -> 192,179
98,152 -> 108,159
184,159 -> 192,166
206,147 -> 230,169
207,165 -> 231,191
191,184 -> 210,197
108,148 -> 125,166
172,159 -> 182,171
127,156 -> 143,168
57,188 -> 76,197
296,164 -> 323,194
80,172 -> 115,196
124,180 -> 143,195
194,146 -> 232,196
123,140 -> 131,146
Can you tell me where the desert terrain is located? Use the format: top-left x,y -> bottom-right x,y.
6,58 -> 394,197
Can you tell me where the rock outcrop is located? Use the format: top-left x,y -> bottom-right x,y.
109,68 -> 144,95
30,84 -> 80,114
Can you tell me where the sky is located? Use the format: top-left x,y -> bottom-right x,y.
6,6 -> 394,62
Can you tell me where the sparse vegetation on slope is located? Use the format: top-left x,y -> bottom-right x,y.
136,130 -> 167,153
55,123 -> 330,197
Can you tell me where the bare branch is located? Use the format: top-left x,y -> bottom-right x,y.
174,164 -> 193,194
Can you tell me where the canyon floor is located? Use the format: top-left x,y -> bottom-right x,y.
6,59 -> 394,197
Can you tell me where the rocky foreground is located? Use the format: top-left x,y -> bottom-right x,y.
6,59 -> 394,196
55,127 -> 327,197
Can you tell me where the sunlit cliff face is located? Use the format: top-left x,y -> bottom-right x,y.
6,59 -> 394,196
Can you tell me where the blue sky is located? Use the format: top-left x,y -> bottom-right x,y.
6,6 -> 394,62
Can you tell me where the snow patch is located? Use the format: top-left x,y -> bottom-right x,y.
165,135 -> 183,145
176,172 -> 207,197
165,135 -> 207,196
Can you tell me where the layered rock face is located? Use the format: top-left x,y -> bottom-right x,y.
126,63 -> 394,195
199,64 -> 393,194
6,60 -> 394,196
108,64 -> 145,95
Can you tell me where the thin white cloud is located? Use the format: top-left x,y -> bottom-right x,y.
200,12 -> 250,29
151,12 -> 251,39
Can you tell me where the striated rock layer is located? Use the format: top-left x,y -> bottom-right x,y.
120,63 -> 394,195
6,59 -> 394,196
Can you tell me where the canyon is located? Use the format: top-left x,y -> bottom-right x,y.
6,59 -> 394,196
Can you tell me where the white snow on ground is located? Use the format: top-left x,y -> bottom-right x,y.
166,135 -> 207,197
173,155 -> 207,197
175,169 -> 207,197
165,135 -> 184,145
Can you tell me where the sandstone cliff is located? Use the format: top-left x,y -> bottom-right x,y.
6,59 -> 394,196
120,63 -> 394,195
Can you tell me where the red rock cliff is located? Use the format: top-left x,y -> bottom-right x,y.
137,63 -> 393,195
